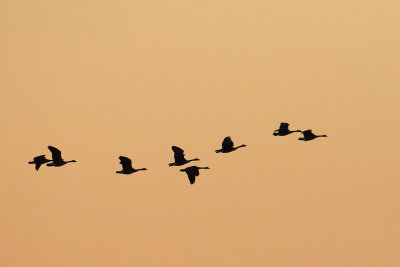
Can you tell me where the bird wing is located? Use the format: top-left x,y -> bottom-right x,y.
34,155 -> 47,161
183,168 -> 195,185
172,146 -> 186,162
119,156 -> 134,171
187,172 -> 196,184
279,123 -> 289,131
222,136 -> 234,149
302,130 -> 314,139
186,166 -> 200,184
48,146 -> 63,161
35,163 -> 42,171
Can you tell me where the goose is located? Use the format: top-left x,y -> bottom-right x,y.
116,156 -> 147,174
298,130 -> 327,141
168,146 -> 199,166
273,122 -> 301,136
180,166 -> 210,184
28,155 -> 52,171
215,136 -> 246,153
46,146 -> 77,167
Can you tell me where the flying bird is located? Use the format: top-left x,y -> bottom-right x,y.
28,155 -> 52,171
298,130 -> 327,141
168,146 -> 199,166
180,166 -> 210,185
116,156 -> 147,174
46,146 -> 77,167
215,136 -> 246,153
273,122 -> 301,136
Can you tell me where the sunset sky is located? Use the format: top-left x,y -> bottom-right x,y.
1,1 -> 399,266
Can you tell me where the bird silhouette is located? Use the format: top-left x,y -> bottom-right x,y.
116,156 -> 147,174
215,136 -> 246,153
298,130 -> 327,141
168,146 -> 199,166
180,166 -> 210,184
46,146 -> 77,167
28,155 -> 52,171
273,122 -> 301,136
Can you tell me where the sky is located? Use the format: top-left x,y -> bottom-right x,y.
1,0 -> 399,266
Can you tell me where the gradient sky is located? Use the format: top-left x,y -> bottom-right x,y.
1,1 -> 399,266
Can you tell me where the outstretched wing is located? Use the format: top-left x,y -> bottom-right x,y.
172,146 -> 185,162
119,156 -> 134,172
48,146 -> 63,162
222,137 -> 234,150
279,123 -> 289,132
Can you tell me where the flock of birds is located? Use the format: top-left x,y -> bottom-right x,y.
28,123 -> 327,184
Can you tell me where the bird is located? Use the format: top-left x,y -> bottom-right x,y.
180,166 -> 210,184
298,130 -> 327,141
46,146 -> 77,167
28,155 -> 52,171
116,156 -> 147,174
215,136 -> 246,153
273,122 -> 301,136
168,146 -> 199,166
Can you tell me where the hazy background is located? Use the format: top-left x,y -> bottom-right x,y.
1,0 -> 399,266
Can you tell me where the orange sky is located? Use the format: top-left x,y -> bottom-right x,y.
1,1 -> 399,266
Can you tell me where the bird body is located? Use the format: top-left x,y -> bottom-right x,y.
116,156 -> 147,174
215,136 -> 246,153
273,122 -> 301,136
169,146 -> 199,166
180,166 -> 210,184
46,146 -> 77,167
28,155 -> 52,171
298,130 -> 327,141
